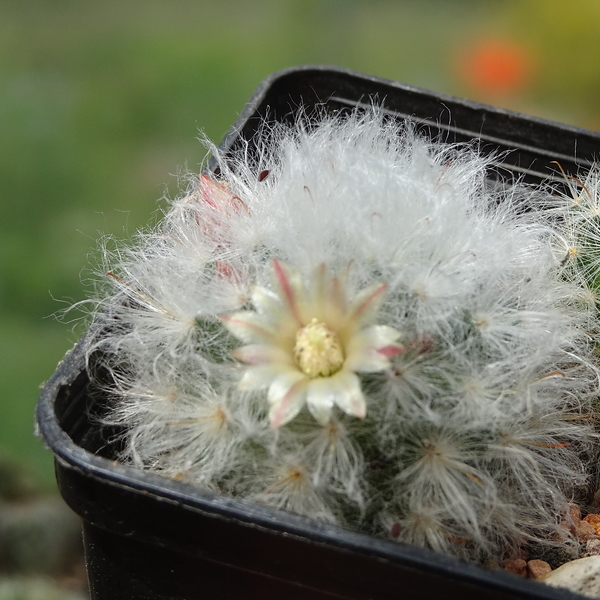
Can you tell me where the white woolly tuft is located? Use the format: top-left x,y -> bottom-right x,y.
85,107 -> 600,564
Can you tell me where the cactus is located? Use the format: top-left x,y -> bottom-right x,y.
86,109 -> 600,564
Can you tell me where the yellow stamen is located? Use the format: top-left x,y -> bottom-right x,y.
294,318 -> 344,378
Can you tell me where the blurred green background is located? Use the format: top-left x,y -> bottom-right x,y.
2,0 -> 600,493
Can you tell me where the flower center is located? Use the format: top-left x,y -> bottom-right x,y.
293,318 -> 345,378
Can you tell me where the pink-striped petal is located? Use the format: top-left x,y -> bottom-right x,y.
329,275 -> 348,316
345,325 -> 402,371
309,263 -> 328,317
348,351 -> 391,373
268,372 -> 308,428
346,281 -> 387,326
220,312 -> 275,343
331,372 -> 367,419
377,345 -> 404,359
357,325 -> 401,347
272,259 -> 304,326
232,343 -> 292,366
237,365 -> 282,390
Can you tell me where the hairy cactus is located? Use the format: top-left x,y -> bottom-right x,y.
86,109 -> 600,564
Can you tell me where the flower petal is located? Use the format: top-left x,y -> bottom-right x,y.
377,345 -> 404,359
346,281 -> 387,326
348,352 -> 391,373
272,259 -> 304,325
221,312 -> 275,343
345,325 -> 402,372
328,275 -> 348,318
331,371 -> 367,419
308,263 -> 328,318
238,365 -> 282,390
268,371 -> 308,428
251,286 -> 282,317
354,324 -> 401,348
305,378 -> 337,425
232,343 -> 293,366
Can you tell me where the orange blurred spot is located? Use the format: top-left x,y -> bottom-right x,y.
456,38 -> 535,96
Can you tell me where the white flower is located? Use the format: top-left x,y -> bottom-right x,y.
222,259 -> 402,428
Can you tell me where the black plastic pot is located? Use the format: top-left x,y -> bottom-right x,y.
37,66 -> 600,600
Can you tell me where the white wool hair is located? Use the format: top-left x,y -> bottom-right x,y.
86,107 -> 600,564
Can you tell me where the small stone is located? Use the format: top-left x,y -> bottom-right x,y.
585,514 -> 600,523
584,513 -> 600,536
586,537 -> 600,556
504,558 -> 527,577
544,556 -> 600,598
577,521 -> 597,541
527,559 -> 552,580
